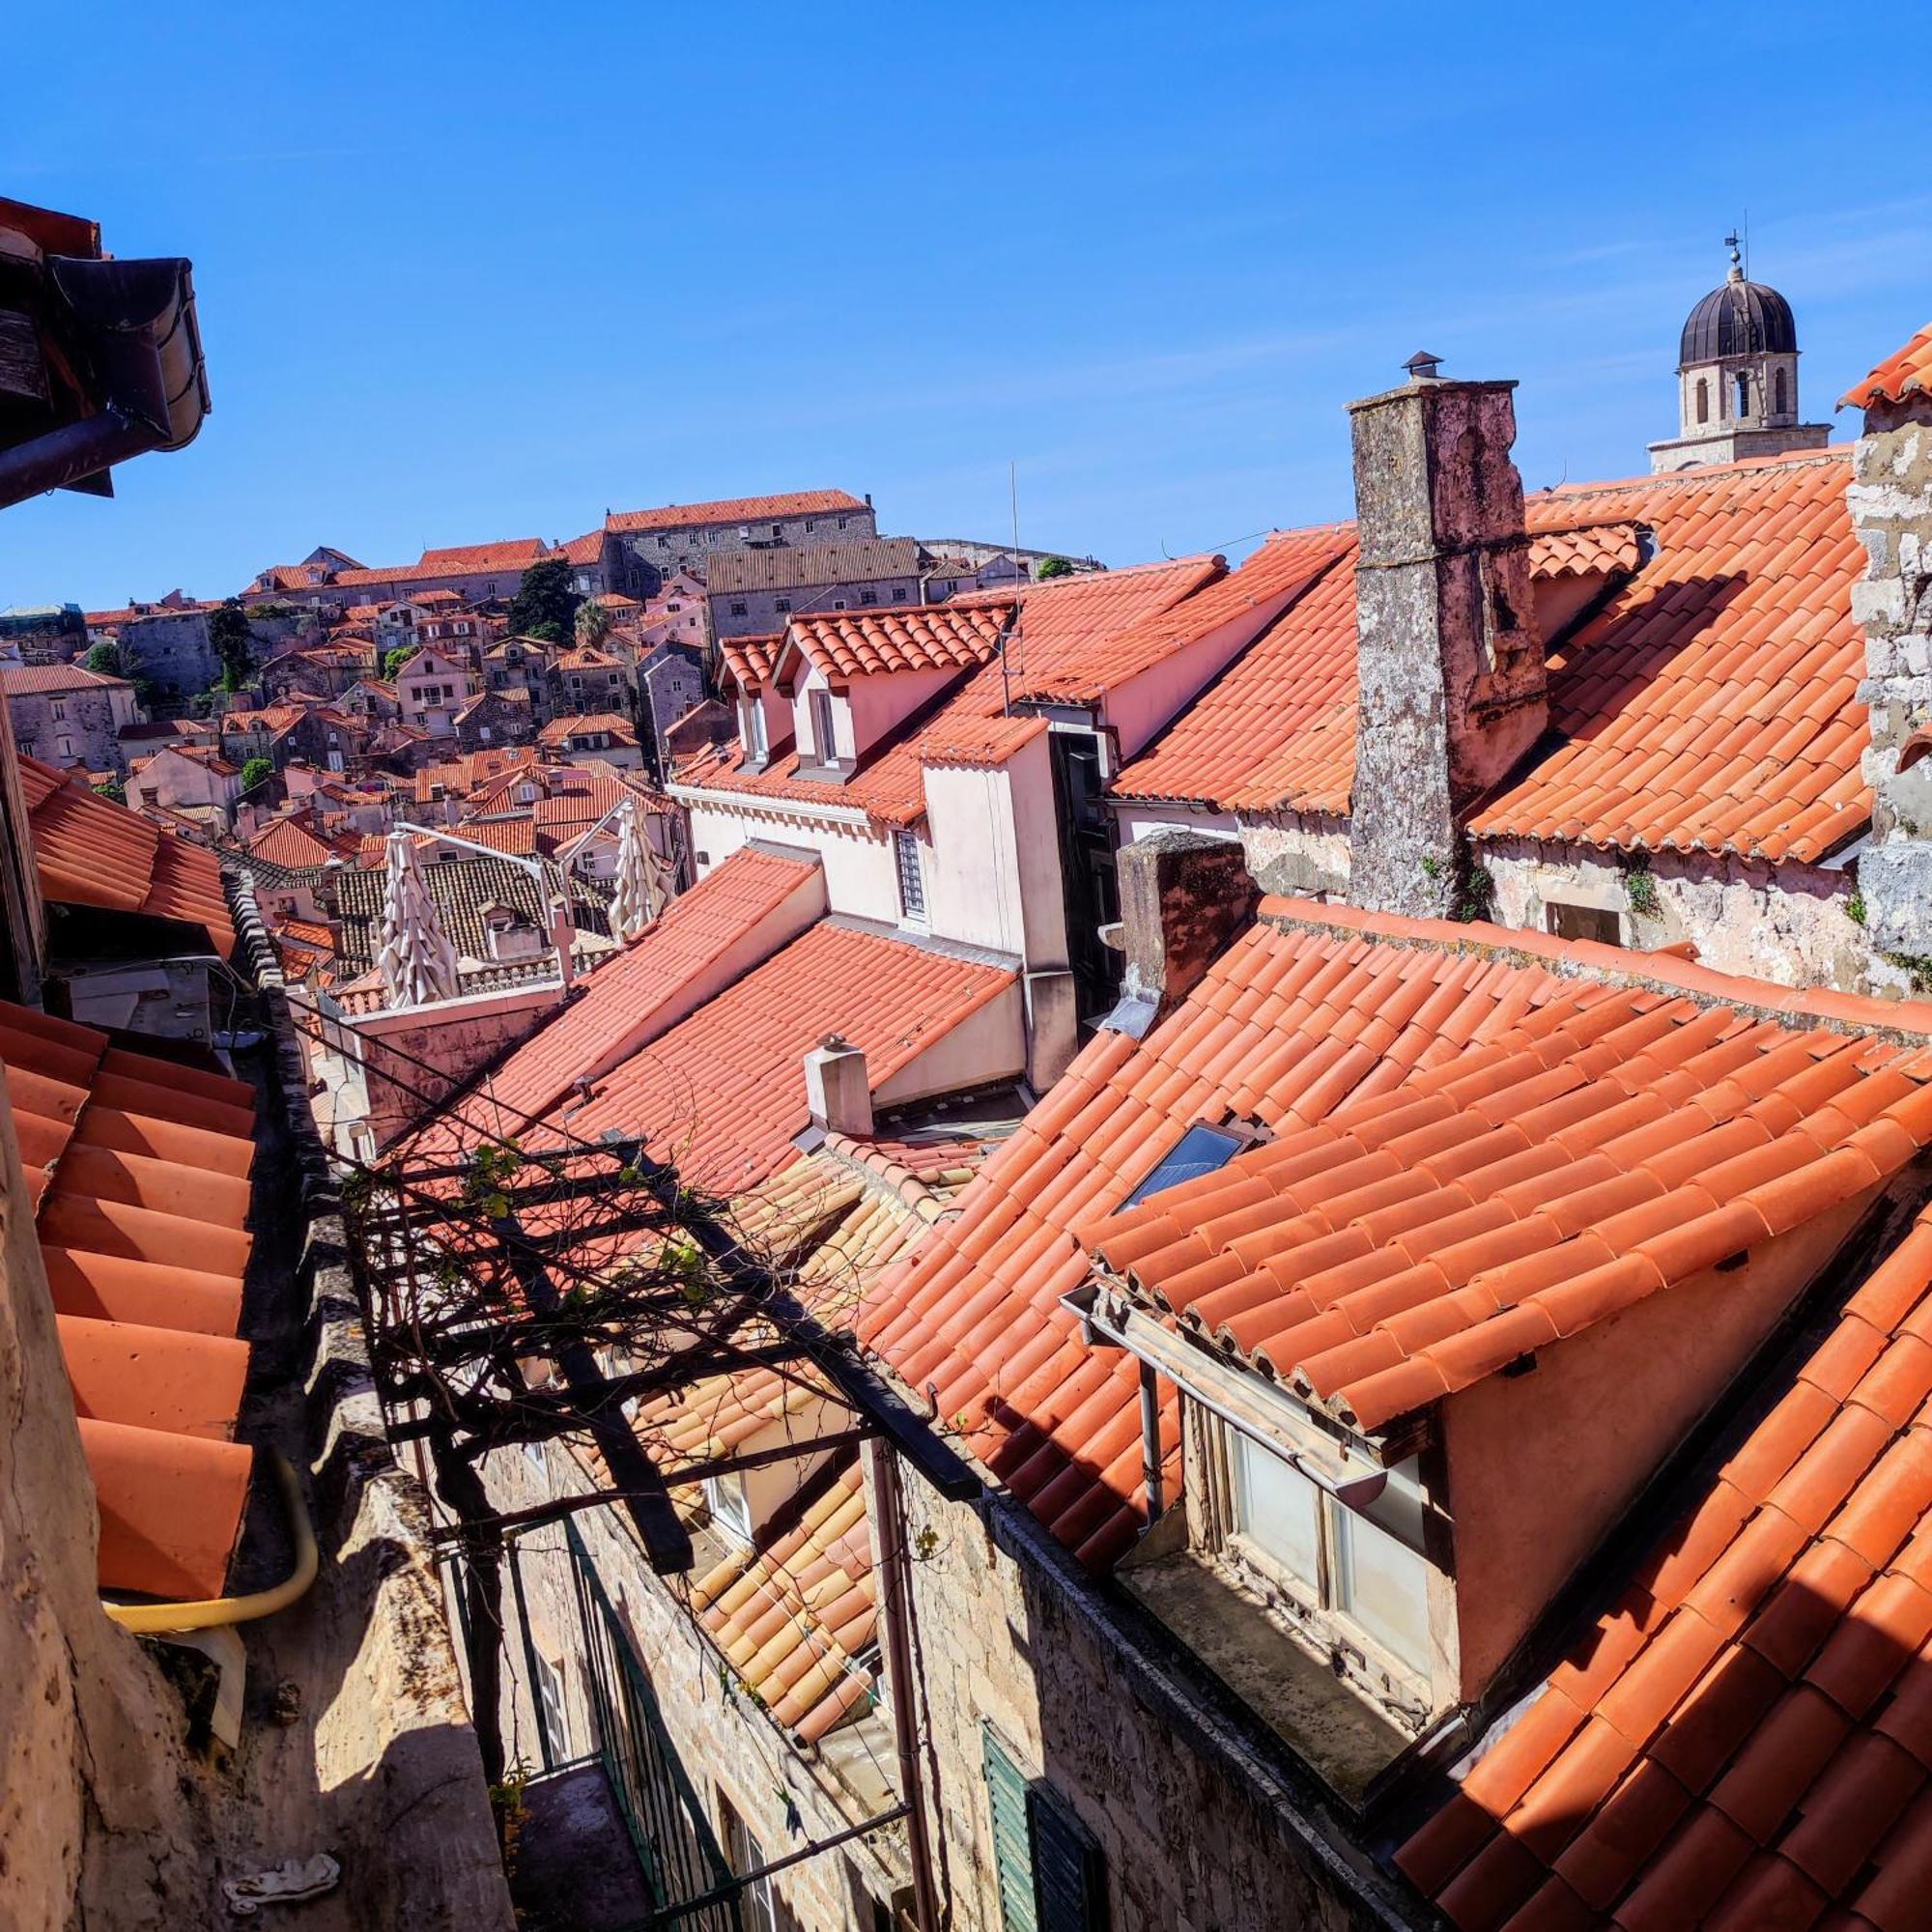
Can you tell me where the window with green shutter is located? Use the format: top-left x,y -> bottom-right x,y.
980,1723 -> 1107,1932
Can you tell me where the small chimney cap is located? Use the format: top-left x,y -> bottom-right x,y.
1404,351 -> 1446,382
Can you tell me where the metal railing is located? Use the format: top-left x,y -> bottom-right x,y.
562,1522 -> 743,1932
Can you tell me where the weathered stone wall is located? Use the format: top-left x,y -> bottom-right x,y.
1348,376 -> 1543,919
1849,393 -> 1932,959
891,1463 -> 1408,1932
1481,838 -> 1871,988
474,1438 -> 911,1930
6,685 -> 133,772
1237,810 -> 1353,902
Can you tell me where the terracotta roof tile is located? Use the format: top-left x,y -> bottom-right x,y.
787,601 -> 1013,681
1114,451 -> 1869,866
606,489 -> 868,535
1,1001 -> 257,1599
859,899 -> 1932,1580
677,557 -> 1219,828
689,1458 -> 880,1744
1401,1204 -> 1932,1928
1841,325 -> 1932,411
20,756 -> 233,955
427,844 -> 826,1138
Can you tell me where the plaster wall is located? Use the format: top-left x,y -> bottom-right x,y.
686,798 -> 901,924
1443,1191 -> 1878,1696
872,978 -> 1026,1108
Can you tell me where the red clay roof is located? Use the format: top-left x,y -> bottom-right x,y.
1086,906 -> 1932,1436
1529,518 -> 1646,580
678,557 -> 1221,828
1842,324 -> 1932,411
1,999 -> 258,1599
537,712 -> 639,747
1115,450 -> 1869,864
607,489 -> 868,535
856,900 -> 1932,1576
244,815 -> 347,871
413,537 -> 550,576
1398,1202 -> 1932,1930
1014,529 -> 1340,707
0,663 -> 133,695
719,634 -> 782,693
786,601 -> 1014,682
528,920 -> 1014,1191
691,1458 -> 879,1746
21,756 -> 235,955
1111,537 -> 1360,811
1477,453 -> 1867,864
918,713 -> 1049,768
432,843 -> 826,1138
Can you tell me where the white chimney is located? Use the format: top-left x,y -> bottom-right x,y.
804,1034 -> 872,1138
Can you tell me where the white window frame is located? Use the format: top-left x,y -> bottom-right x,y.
894,828 -> 926,924
704,1471 -> 753,1543
809,689 -> 838,767
1225,1427 -> 1433,1680
533,1652 -> 569,1764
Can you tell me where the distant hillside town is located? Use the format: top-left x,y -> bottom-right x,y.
0,491 -> 1097,1027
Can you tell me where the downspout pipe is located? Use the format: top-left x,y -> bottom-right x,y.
102,1449 -> 319,1634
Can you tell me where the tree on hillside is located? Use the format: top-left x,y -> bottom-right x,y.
383,644 -> 418,681
83,640 -> 125,676
210,597 -> 254,691
573,598 -> 611,648
240,755 -> 273,793
504,556 -> 581,643
1036,554 -> 1074,580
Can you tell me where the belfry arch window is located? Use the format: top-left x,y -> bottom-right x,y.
1694,377 -> 1709,425
1735,371 -> 1751,417
1774,366 -> 1788,415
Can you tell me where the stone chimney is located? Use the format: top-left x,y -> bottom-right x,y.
1848,373 -> 1932,958
804,1034 -> 873,1138
1348,360 -> 1545,917
1104,828 -> 1258,1038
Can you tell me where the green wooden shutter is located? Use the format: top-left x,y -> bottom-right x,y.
981,1724 -> 1039,1932
1027,1782 -> 1106,1932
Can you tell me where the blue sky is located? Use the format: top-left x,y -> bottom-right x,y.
3,1 -> 1922,610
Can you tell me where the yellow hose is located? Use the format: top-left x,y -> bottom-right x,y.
103,1449 -> 319,1633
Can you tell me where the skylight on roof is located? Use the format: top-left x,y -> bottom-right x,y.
1122,1122 -> 1246,1208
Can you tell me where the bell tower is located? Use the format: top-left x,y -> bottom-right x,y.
1648,238 -> 1830,471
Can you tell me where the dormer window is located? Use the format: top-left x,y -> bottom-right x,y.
810,689 -> 838,767
1225,1430 -> 1432,1677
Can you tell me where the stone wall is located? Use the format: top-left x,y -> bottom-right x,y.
7,684 -> 134,772
1848,391 -> 1932,959
473,1437 -> 913,1930
1348,376 -> 1543,919
1481,838 -> 1870,988
614,504 -> 880,595
890,1461 -> 1409,1932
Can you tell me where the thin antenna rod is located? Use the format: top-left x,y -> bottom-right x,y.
1001,460 -> 1020,717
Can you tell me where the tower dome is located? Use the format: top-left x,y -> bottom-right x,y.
1678,259 -> 1799,368
1648,238 -> 1828,472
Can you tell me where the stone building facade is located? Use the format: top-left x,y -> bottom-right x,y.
607,488 -> 877,597
710,537 -> 923,640
0,663 -> 142,772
